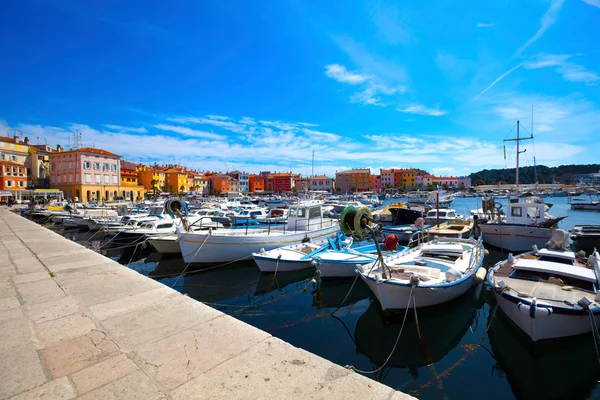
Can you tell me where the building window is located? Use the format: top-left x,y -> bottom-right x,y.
112,175 -> 118,184
85,174 -> 91,183
84,161 -> 90,169
103,163 -> 109,171
93,162 -> 100,170
104,175 -> 110,183
57,176 -> 61,183
19,181 -> 26,187
68,162 -> 73,169
6,180 -> 13,187
11,155 -> 17,162
69,175 -> 73,183
111,164 -> 117,171
95,174 -> 101,183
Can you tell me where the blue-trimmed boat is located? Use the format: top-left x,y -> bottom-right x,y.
357,237 -> 485,310
487,242 -> 600,342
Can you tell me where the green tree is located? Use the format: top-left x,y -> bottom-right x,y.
150,179 -> 157,195
180,185 -> 185,193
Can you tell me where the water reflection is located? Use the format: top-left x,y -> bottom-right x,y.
355,286 -> 485,379
489,310 -> 600,400
312,278 -> 372,309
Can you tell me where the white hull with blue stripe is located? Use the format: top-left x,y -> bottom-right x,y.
357,237 -> 485,311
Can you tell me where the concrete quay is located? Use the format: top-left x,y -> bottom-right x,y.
0,208 -> 412,400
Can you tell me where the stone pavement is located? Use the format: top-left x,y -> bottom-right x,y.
0,208 -> 412,400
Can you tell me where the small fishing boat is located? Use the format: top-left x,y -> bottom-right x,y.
357,237 -> 485,310
487,230 -> 600,341
424,220 -> 475,239
570,225 -> 600,250
381,217 -> 429,242
423,208 -> 464,225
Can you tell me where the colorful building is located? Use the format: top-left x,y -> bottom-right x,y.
458,176 -> 472,189
380,169 -> 395,188
193,174 -> 210,195
164,167 -> 189,193
228,171 -> 249,193
335,169 -> 371,193
0,161 -> 28,198
137,164 -> 166,194
270,172 -> 293,193
309,175 -> 334,193
28,144 -> 53,188
293,175 -> 310,192
432,176 -> 458,188
208,173 -> 237,194
369,175 -> 381,192
48,147 -> 121,203
249,174 -> 265,192
120,161 -> 145,201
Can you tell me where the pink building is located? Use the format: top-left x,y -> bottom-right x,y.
49,147 -> 121,202
432,176 -> 458,188
369,175 -> 381,192
309,175 -> 334,193
380,169 -> 395,188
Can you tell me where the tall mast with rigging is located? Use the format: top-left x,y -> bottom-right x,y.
504,120 -> 533,200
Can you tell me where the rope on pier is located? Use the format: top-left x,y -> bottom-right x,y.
344,284 -> 416,375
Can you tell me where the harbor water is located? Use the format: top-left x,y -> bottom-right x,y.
43,196 -> 600,400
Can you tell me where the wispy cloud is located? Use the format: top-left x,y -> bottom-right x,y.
514,0 -> 565,57
581,0 -> 600,7
397,104 -> 447,116
152,124 -> 225,140
206,115 -> 230,121
370,1 -> 411,44
474,64 -> 522,100
324,64 -> 371,84
523,53 -> 599,84
476,23 -> 495,28
103,124 -> 147,133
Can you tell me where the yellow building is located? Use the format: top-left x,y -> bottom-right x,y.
395,168 -> 417,188
120,161 -> 145,201
193,175 -> 209,195
164,168 -> 189,193
335,168 -> 371,193
137,164 -> 166,194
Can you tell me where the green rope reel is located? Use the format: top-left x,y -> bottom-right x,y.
339,205 -> 373,237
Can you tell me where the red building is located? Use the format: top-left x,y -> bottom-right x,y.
0,161 -> 28,194
249,174 -> 265,192
270,172 -> 293,193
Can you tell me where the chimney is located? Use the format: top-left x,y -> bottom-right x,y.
24,137 -> 30,145
14,135 -> 20,143
56,144 -> 63,152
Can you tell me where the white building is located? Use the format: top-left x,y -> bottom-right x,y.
309,175 -> 334,193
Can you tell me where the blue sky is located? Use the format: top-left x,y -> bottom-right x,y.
1,0 -> 599,177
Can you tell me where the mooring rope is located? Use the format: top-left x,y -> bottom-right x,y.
170,231 -> 211,289
344,284 -> 416,374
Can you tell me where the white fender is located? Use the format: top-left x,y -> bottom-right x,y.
518,298 -> 552,318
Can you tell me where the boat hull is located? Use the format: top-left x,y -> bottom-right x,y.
148,237 -> 181,254
252,254 -> 313,273
492,291 -> 600,341
179,225 -> 340,264
359,271 -> 478,310
479,223 -> 553,252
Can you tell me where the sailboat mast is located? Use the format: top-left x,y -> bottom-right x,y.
516,120 -> 520,199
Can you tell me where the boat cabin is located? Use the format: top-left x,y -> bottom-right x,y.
287,203 -> 323,231
505,202 -> 545,225
426,209 -> 457,219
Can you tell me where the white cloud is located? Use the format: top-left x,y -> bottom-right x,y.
103,124 -> 147,133
397,104 -> 447,116
324,64 -> 371,85
581,0 -> 600,7
476,23 -> 495,28
152,124 -> 225,140
474,64 -> 522,100
514,0 -> 564,56
206,115 -> 230,121
523,53 -> 599,84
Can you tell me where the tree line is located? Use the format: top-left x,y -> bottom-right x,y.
470,164 -> 600,186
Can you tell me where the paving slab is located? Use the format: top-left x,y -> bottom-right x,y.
135,315 -> 270,390
0,313 -> 34,352
41,331 -> 120,379
12,257 -> 47,274
34,313 -> 97,348
89,286 -> 178,321
13,271 -> 52,285
0,296 -> 20,311
76,371 -> 167,400
24,296 -> 79,324
0,344 -> 47,400
16,278 -> 66,305
70,353 -> 139,395
0,277 -> 16,298
0,265 -> 17,278
9,377 -> 76,400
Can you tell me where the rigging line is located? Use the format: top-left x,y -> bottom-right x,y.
502,123 -> 516,141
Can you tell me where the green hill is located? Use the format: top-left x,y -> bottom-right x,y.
470,164 -> 600,186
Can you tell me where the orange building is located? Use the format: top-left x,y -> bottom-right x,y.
208,173 -> 236,194
335,168 -> 371,193
248,174 -> 265,192
0,161 -> 28,195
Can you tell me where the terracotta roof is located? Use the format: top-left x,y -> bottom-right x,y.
54,147 -> 120,157
120,160 -> 137,170
0,136 -> 19,144
310,175 -> 332,180
336,169 -> 370,174
0,161 -> 25,166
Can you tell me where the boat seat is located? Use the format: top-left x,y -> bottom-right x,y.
389,265 -> 441,279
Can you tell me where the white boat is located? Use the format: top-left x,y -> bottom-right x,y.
478,198 -> 558,252
177,200 -> 339,264
477,121 -> 563,252
147,235 -> 181,255
487,231 -> 600,341
230,208 -> 270,225
357,237 -> 485,310
423,208 -> 464,225
381,223 -> 430,242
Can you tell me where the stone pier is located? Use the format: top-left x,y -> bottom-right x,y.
0,208 -> 412,400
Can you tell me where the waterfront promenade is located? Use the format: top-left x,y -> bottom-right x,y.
0,208 -> 411,400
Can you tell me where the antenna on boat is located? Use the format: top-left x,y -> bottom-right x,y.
504,120 -> 533,200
